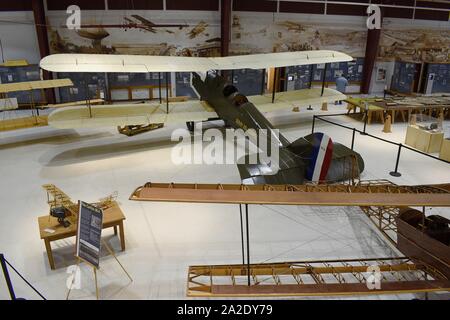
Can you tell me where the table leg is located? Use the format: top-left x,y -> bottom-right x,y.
119,221 -> 125,251
400,110 -> 406,122
44,239 -> 55,270
113,225 -> 118,235
368,111 -> 372,125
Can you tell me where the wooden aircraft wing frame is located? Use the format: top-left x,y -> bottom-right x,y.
0,78 -> 73,93
47,100 -> 218,129
249,88 -> 346,113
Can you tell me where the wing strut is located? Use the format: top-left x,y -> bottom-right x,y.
165,72 -> 169,113
271,67 -> 279,104
158,72 -> 162,104
321,63 -> 328,97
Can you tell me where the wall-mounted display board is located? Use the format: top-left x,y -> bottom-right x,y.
108,72 -> 169,87
391,61 -> 417,93
309,58 -> 364,84
175,72 -> 197,98
231,69 -> 264,96
57,72 -> 107,103
426,64 -> 450,94
108,72 -> 172,101
0,65 -> 43,103
285,65 -> 313,90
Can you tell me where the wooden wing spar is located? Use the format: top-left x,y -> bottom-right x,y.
39,50 -> 353,73
129,181 -> 450,207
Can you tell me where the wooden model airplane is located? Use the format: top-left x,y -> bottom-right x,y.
42,183 -> 117,227
40,50 -> 361,183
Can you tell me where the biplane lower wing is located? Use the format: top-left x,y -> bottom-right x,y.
47,88 -> 346,129
249,88 -> 346,113
47,101 -> 218,129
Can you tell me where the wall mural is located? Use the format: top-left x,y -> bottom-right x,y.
46,10 -> 450,64
379,28 -> 450,63
46,11 -> 221,56
229,14 -> 367,57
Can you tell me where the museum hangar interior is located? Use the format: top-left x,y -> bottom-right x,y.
0,0 -> 449,300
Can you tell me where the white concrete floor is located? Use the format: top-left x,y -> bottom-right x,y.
0,102 -> 449,300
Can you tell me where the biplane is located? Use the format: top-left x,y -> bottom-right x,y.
0,78 -> 103,132
40,50 -> 363,183
38,52 -> 450,298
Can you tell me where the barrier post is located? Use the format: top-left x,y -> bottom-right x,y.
0,253 -> 16,300
312,115 -> 316,134
351,128 -> 356,150
361,107 -> 368,135
390,143 -> 402,177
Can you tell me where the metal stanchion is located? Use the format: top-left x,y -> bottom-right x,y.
311,115 -> 316,134
239,204 -> 245,265
360,103 -> 368,135
351,128 -> 356,150
389,143 -> 402,177
245,204 -> 250,286
1,253 -> 16,300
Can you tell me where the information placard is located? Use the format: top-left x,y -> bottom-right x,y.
76,201 -> 103,269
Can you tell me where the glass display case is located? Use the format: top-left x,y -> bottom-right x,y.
406,114 -> 444,153
409,114 -> 443,133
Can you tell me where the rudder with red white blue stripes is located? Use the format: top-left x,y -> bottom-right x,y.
305,132 -> 333,183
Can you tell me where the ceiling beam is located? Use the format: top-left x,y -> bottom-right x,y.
31,0 -> 55,103
221,0 -> 232,57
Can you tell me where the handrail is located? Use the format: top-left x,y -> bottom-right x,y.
312,112 -> 449,177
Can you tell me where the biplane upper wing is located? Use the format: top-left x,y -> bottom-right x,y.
249,88 -> 346,113
47,101 -> 218,129
40,50 -> 352,73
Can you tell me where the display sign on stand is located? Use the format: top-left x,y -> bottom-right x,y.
67,201 -> 132,300
76,201 -> 103,269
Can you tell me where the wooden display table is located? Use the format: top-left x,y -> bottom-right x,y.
440,138 -> 450,162
38,201 -> 126,270
345,97 -> 385,125
405,125 -> 444,153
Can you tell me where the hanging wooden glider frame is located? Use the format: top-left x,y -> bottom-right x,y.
129,180 -> 450,207
187,257 -> 450,297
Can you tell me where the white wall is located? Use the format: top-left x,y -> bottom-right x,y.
0,12 -> 41,64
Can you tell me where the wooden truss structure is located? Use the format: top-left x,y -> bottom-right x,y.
42,184 -> 118,224
130,179 -> 450,207
188,257 -> 450,297
130,179 -> 450,297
